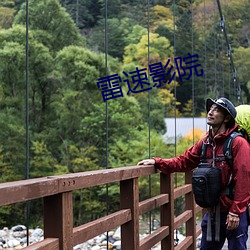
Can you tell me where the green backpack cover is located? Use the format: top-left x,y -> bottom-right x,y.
235,105 -> 250,140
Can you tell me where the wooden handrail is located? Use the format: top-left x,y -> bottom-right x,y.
0,165 -> 203,250
0,165 -> 155,206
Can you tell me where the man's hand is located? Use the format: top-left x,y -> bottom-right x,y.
137,159 -> 155,166
226,213 -> 240,230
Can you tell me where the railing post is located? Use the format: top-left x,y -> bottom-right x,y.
160,173 -> 174,250
120,178 -> 139,250
185,171 -> 196,250
44,192 -> 73,250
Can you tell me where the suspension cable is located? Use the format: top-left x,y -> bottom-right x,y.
173,0 -> 177,165
218,15 -> 225,96
173,0 -> 179,245
219,34 -> 225,96
25,0 -> 30,245
213,0 -> 217,95
147,0 -> 152,234
104,0 -> 109,248
204,0 -> 207,98
215,0 -> 242,104
191,0 -> 195,144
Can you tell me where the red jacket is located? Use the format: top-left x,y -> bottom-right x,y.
154,124 -> 250,216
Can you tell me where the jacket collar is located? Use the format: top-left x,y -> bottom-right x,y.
206,124 -> 239,143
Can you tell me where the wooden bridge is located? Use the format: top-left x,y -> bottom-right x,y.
0,165 -> 204,250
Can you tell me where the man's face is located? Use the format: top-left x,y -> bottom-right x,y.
207,104 -> 226,127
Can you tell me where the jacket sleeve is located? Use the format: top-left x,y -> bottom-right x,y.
229,136 -> 250,215
153,139 -> 203,174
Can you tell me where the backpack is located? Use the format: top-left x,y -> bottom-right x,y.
192,161 -> 221,208
192,131 -> 241,208
235,105 -> 250,142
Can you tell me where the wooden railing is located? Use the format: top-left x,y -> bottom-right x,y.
0,165 -> 204,250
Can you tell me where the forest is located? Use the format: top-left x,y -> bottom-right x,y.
0,0 -> 249,228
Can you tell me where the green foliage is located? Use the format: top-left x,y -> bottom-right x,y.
234,46 -> 250,101
124,31 -> 173,67
79,96 -> 143,166
30,141 -> 56,177
14,0 -> 84,52
0,40 -> 26,105
0,112 -> 26,180
62,145 -> 99,173
0,7 -> 15,29
53,46 -> 107,90
87,17 -> 138,60
61,0 -> 101,29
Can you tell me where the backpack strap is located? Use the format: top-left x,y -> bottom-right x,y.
223,131 -> 242,169
200,142 -> 208,163
223,132 -> 243,200
200,141 -> 221,242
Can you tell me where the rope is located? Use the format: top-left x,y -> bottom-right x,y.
25,0 -> 30,245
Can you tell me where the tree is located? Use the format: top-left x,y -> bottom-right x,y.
234,46 -> 250,102
0,6 -> 15,29
124,31 -> 173,67
14,0 -> 84,52
61,0 -> 101,29
150,5 -> 173,33
48,46 -> 111,159
0,37 -> 28,180
86,17 -> 139,61
0,25 -> 56,132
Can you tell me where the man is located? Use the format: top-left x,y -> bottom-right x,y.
138,97 -> 250,250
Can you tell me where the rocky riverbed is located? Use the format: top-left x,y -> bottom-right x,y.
0,225 -> 188,249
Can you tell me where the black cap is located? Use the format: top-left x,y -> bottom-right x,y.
206,97 -> 237,119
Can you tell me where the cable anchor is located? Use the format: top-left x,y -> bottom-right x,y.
220,15 -> 225,32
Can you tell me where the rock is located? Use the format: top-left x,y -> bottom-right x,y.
113,227 -> 120,240
95,234 -> 106,243
7,239 -> 20,247
0,224 -> 188,249
30,228 -> 43,238
11,226 -> 26,232
100,240 -> 108,246
87,238 -> 94,245
20,237 -> 27,245
73,243 -> 87,249
113,240 -> 121,249
108,236 -> 116,243
14,245 -> 23,249
0,230 -> 7,238
12,231 -> 25,238
91,245 -> 101,250
107,231 -> 114,237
